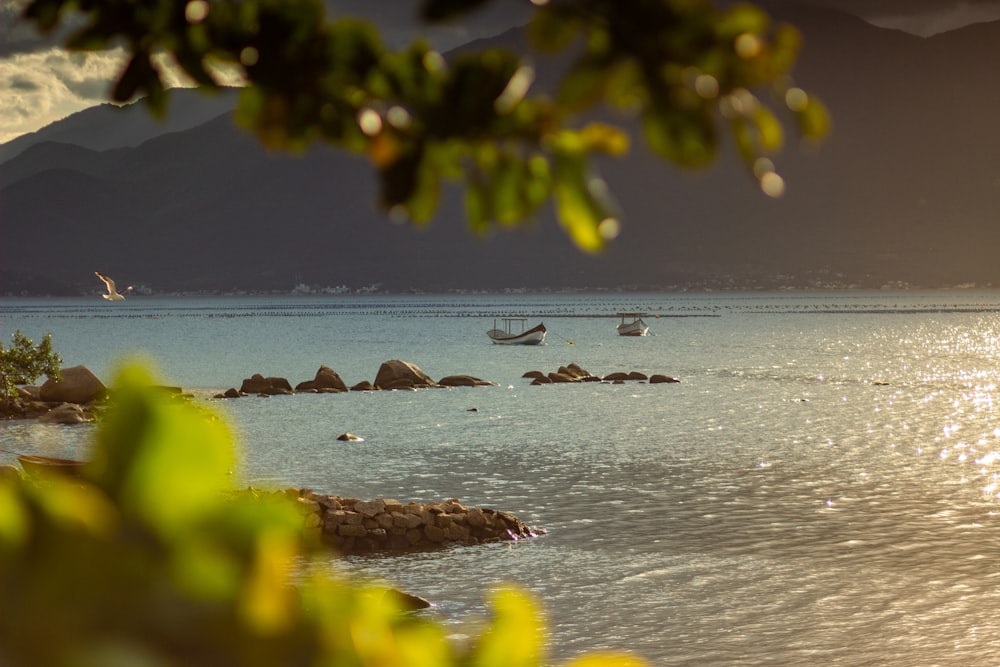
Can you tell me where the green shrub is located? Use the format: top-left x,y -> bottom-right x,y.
0,330 -> 61,398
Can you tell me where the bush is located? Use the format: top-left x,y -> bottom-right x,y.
0,330 -> 62,398
0,361 -> 647,666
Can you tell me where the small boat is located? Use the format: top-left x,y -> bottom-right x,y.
487,318 -> 547,345
17,454 -> 87,478
617,312 -> 650,337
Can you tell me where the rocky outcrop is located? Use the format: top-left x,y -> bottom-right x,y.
374,360 -> 437,390
527,365 -> 680,385
38,402 -> 91,424
2,366 -> 106,421
295,365 -> 348,393
1,397 -> 54,420
222,361 -> 501,398
286,490 -> 543,555
39,365 -> 106,404
438,375 -> 498,388
240,374 -> 293,395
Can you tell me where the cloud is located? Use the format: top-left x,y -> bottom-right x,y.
0,47 -> 125,142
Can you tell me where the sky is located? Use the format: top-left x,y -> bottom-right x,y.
2,0 -> 1000,144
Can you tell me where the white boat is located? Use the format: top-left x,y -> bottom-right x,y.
617,312 -> 649,337
487,318 -> 547,345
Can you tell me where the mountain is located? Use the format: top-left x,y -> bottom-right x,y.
2,6 -> 1000,295
0,87 -> 240,165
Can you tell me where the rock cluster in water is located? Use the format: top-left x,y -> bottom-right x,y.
218,359 -> 680,398
217,360 -> 498,398
521,362 -> 680,385
285,489 -> 542,555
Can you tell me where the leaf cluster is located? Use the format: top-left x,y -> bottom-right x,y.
0,361 -> 648,666
21,0 -> 829,251
0,330 -> 62,398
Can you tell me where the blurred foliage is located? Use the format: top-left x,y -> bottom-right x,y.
0,361 -> 648,665
21,0 -> 828,250
0,330 -> 61,398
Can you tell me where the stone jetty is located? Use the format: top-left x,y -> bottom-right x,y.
287,489 -> 543,555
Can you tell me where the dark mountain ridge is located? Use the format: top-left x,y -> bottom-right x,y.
2,6 -> 1000,295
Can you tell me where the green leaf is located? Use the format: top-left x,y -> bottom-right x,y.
795,96 -> 831,140
0,482 -> 29,550
642,110 -> 716,168
527,7 -> 581,54
715,4 -> 770,39
378,147 -> 423,210
472,587 -> 545,667
21,0 -> 65,32
491,153 -> 526,225
752,105 -> 784,153
407,153 -> 442,224
557,58 -> 612,112
579,123 -> 630,156
553,152 -> 607,253
465,178 -> 492,234
91,361 -> 237,536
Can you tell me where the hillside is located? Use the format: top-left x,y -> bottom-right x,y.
2,6 -> 999,295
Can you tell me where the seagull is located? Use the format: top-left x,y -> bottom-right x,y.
95,271 -> 132,301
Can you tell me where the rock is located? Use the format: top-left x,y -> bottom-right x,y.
530,377 -> 553,385
438,375 -> 497,388
374,360 -> 437,390
18,386 -> 40,400
558,364 -> 591,379
337,433 -> 364,442
297,365 -> 348,392
354,499 -> 385,516
547,372 -> 576,383
223,387 -> 241,398
39,365 -> 106,404
522,370 -> 546,379
627,371 -> 648,381
240,374 -> 293,395
602,372 -> 629,382
38,402 -> 90,425
350,380 -> 374,391
650,374 -> 680,383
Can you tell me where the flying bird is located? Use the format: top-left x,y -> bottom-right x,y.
95,271 -> 132,301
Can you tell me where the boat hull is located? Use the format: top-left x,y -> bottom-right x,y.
17,454 -> 86,478
488,323 -> 547,345
617,319 -> 649,337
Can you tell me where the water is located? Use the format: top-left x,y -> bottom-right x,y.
5,291 -> 1000,665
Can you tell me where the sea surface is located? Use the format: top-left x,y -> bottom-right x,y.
5,291 -> 1000,665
